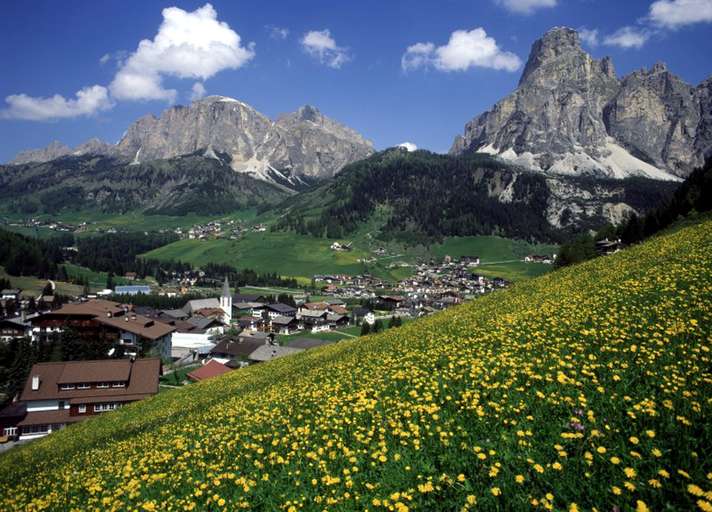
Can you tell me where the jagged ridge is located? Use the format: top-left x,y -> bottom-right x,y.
451,27 -> 712,180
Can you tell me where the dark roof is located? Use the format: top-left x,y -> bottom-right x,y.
353,307 -> 372,317
34,300 -> 175,340
188,316 -> 223,330
271,315 -> 299,326
187,360 -> 232,382
267,303 -> 297,314
211,339 -> 265,358
57,360 -> 132,384
233,293 -> 263,303
288,338 -> 335,350
161,309 -> 190,320
20,358 -> 161,402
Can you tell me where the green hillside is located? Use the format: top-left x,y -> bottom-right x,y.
1,217 -> 710,511
142,231 -> 557,283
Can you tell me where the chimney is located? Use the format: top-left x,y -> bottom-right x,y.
31,376 -> 40,390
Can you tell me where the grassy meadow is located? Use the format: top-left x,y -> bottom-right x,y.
0,217 -> 709,511
142,231 -> 557,283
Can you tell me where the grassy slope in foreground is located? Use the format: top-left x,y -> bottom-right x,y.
1,218 -> 710,511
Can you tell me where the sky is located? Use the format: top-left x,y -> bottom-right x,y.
1,0 -> 711,162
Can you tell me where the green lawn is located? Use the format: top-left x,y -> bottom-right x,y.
142,231 -> 378,281
1,209 -> 260,235
62,263 -> 152,290
0,266 -> 84,297
428,235 -> 557,262
474,261 -> 554,282
143,231 -> 557,283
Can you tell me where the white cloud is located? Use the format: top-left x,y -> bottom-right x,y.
301,29 -> 350,68
402,28 -> 522,72
578,28 -> 600,47
267,25 -> 289,40
110,3 -> 255,102
649,0 -> 712,28
1,85 -> 113,121
191,82 -> 207,100
99,53 -> 111,65
398,142 -> 418,152
603,26 -> 650,49
496,0 -> 557,14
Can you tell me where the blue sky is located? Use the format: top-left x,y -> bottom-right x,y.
1,0 -> 711,162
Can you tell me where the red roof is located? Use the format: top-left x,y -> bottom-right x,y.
187,360 -> 232,382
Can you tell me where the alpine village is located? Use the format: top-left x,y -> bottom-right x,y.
0,2 -> 710,511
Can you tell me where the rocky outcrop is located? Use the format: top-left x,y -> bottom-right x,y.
9,96 -> 374,186
11,141 -> 72,165
451,27 -> 712,180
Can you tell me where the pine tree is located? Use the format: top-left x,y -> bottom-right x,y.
360,322 -> 371,336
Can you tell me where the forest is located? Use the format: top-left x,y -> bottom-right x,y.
274,149 -> 674,244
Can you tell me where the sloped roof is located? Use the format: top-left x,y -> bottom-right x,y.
248,345 -> 304,362
20,358 -> 161,402
187,360 -> 232,382
183,298 -> 221,314
288,338 -> 335,350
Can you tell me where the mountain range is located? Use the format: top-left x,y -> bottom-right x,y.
10,98 -> 375,187
2,26 -> 709,238
451,27 -> 712,181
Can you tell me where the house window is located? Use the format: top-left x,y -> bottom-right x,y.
77,384 -> 90,390
60,384 -> 75,390
78,405 -> 86,414
96,382 -> 110,389
94,403 -> 119,413
111,382 -> 125,388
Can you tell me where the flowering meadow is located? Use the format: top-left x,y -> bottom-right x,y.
1,218 -> 710,511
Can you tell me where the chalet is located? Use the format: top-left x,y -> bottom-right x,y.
299,310 -> 330,333
247,344 -> 304,363
352,307 -> 375,326
1,289 -> 21,301
377,295 -> 405,310
0,316 -> 31,341
326,313 -> 349,328
270,315 -> 302,335
595,239 -> 622,255
186,360 -> 232,382
209,334 -> 272,362
187,316 -> 225,335
266,303 -> 297,318
8,358 -> 161,440
30,300 -> 175,359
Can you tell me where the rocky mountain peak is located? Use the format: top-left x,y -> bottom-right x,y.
296,105 -> 322,123
519,26 -> 583,85
451,27 -> 711,180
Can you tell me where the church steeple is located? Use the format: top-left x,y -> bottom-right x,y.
222,275 -> 230,298
220,276 -> 232,324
